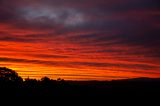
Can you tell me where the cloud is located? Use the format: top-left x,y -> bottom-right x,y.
0,35 -> 36,43
0,0 -> 160,80
30,54 -> 69,59
1,57 -> 159,72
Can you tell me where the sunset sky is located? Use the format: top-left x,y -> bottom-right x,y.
0,0 -> 160,80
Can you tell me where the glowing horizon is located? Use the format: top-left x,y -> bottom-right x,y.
0,0 -> 160,80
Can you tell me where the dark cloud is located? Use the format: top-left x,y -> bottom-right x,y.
31,54 -> 69,59
1,57 -> 159,72
0,0 -> 159,46
0,35 -> 37,42
0,0 -> 159,34
54,73 -> 130,79
0,0 -> 160,79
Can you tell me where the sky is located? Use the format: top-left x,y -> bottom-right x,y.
0,0 -> 160,80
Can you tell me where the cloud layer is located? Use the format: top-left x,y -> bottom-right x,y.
0,0 -> 160,80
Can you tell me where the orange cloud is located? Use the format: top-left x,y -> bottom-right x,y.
0,0 -> 160,80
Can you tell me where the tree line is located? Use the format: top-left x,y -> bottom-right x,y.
0,67 -> 160,99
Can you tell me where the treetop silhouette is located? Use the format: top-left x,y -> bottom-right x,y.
0,67 -> 22,82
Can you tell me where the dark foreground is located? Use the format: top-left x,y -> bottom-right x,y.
1,77 -> 160,99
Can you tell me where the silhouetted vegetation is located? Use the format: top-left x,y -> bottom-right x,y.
0,67 -> 23,82
0,67 -> 160,100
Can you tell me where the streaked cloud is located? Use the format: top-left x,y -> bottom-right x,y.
0,0 -> 159,80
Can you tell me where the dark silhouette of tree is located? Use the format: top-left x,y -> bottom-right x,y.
57,78 -> 64,82
24,77 -> 38,83
0,67 -> 23,82
41,76 -> 51,82
0,67 -> 160,99
40,76 -> 53,86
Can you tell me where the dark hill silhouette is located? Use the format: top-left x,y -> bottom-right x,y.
0,67 -> 160,102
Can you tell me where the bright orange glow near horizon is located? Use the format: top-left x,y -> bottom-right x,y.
0,0 -> 160,80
